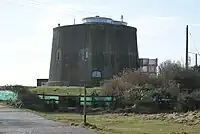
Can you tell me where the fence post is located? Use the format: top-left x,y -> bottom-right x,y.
83,85 -> 87,124
110,96 -> 114,111
42,92 -> 45,111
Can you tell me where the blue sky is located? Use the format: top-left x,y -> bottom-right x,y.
0,0 -> 200,86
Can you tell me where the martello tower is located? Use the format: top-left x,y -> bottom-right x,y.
47,16 -> 140,86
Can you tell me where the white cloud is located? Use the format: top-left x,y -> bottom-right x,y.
131,16 -> 180,37
35,1 -> 108,31
3,0 -> 52,8
34,3 -> 83,33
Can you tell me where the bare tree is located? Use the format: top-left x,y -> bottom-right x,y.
158,60 -> 184,86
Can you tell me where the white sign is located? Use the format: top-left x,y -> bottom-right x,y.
92,71 -> 102,78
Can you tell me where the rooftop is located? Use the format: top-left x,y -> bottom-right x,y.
82,15 -> 128,26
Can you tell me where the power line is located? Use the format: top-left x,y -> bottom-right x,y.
188,28 -> 200,67
189,31 -> 200,55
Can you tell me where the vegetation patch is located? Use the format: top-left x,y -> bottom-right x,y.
138,110 -> 200,125
37,112 -> 200,134
31,86 -> 103,95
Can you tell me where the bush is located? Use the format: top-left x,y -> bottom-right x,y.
158,60 -> 184,86
102,69 -> 161,94
135,89 -> 176,113
174,70 -> 200,90
101,60 -> 191,112
0,85 -> 45,111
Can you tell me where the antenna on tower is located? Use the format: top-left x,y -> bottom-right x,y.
74,18 -> 76,25
121,15 -> 123,22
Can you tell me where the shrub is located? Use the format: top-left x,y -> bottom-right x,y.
135,89 -> 176,113
158,60 -> 184,86
174,70 -> 200,90
0,85 -> 45,111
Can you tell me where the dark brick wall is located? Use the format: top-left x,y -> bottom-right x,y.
48,23 -> 139,86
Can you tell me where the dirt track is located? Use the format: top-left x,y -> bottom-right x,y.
0,105 -> 95,134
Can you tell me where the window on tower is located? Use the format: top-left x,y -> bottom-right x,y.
57,50 -> 61,60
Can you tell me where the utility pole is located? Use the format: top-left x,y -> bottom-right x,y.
195,53 -> 198,67
186,25 -> 189,70
83,84 -> 87,124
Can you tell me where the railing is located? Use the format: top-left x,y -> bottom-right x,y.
36,93 -> 116,112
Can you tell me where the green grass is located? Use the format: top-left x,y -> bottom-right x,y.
37,113 -> 200,134
31,86 -> 103,95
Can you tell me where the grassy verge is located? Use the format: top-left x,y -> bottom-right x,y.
31,86 -> 103,95
36,112 -> 200,134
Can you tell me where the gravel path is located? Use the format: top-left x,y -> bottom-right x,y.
0,105 -> 96,134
